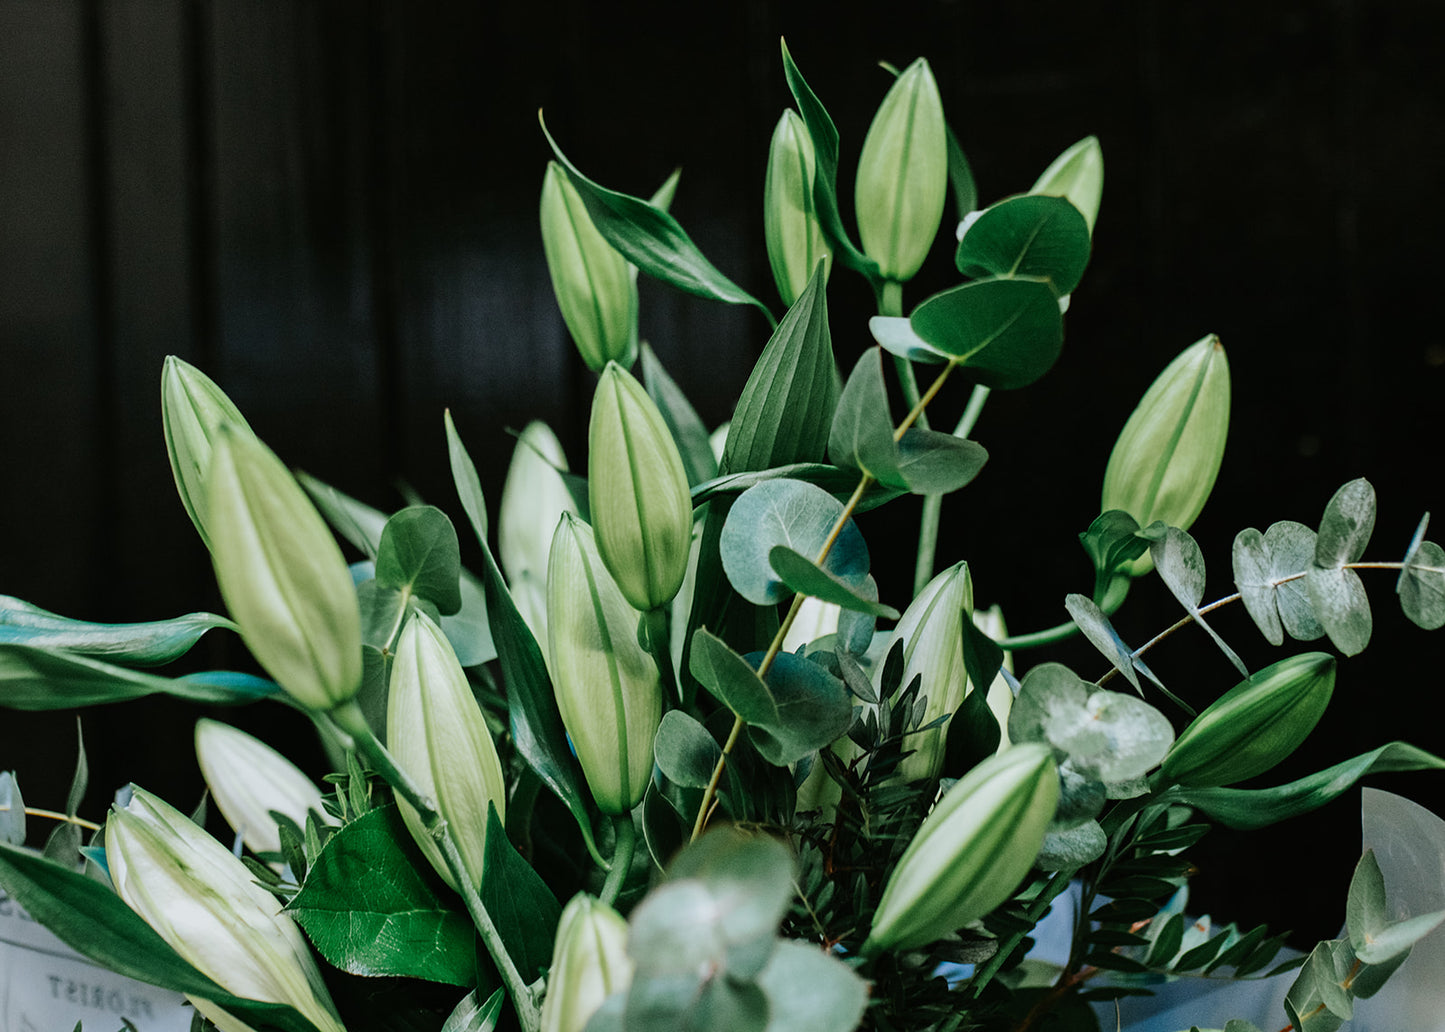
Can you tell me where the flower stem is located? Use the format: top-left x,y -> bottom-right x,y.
599,812 -> 636,906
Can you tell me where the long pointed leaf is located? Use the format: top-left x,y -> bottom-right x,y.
0,595 -> 234,667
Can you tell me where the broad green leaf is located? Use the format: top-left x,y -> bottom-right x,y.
479,805 -> 561,982
441,987 -> 504,1032
868,315 -> 953,364
828,347 -> 909,486
642,342 -> 719,487
444,410 -> 489,547
1009,663 -> 1174,782
895,428 -> 987,495
720,479 -> 868,606
1150,527 -> 1247,676
539,115 -> 773,324
688,629 -> 852,765
0,842 -> 321,1032
691,463 -> 904,513
757,939 -> 869,1032
1315,478 -> 1376,566
0,596 -> 235,667
654,710 -> 722,791
1284,940 -> 1352,1031
297,471 -> 388,559
944,675 -> 1002,773
779,39 -> 879,279
375,506 -> 463,617
475,537 -> 603,866
721,266 -> 840,474
1172,742 -> 1445,829
769,547 -> 898,618
0,645 -> 277,709
910,276 -> 1064,389
288,805 -> 475,986
955,194 -> 1091,294
1346,848 -> 1445,965
1397,514 -> 1445,630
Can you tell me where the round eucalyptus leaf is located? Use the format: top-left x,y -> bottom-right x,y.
654,710 -> 723,790
1037,819 -> 1107,870
909,276 -> 1064,390
1307,565 -> 1373,656
868,315 -> 950,364
1233,527 -> 1284,645
1397,517 -> 1445,630
1266,520 -> 1325,641
756,940 -> 869,1032
1010,663 -> 1174,782
1315,478 -> 1376,567
720,479 -> 869,605
954,194 -> 1091,295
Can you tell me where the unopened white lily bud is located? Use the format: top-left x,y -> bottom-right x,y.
500,420 -> 577,655
388,610 -> 507,892
194,718 -> 330,858
105,786 -> 346,1032
539,893 -> 633,1032
161,355 -> 255,551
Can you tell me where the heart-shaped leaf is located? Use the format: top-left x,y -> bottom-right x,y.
955,194 -> 1091,294
910,276 -> 1064,390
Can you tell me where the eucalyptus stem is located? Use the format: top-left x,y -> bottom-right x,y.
11,807 -> 101,832
325,703 -> 542,1032
909,372 -> 983,594
999,575 -> 1132,650
598,812 -> 636,907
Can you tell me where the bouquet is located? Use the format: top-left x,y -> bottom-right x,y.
2,40 -> 1443,1032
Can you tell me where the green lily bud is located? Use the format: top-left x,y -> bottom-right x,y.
1161,652 -> 1336,787
194,718 -> 331,858
539,893 -> 633,1032
864,744 -> 1058,954
161,355 -> 255,550
388,609 -> 507,891
540,161 -> 636,371
588,362 -> 694,612
1031,135 -> 1104,235
1102,334 -> 1230,576
547,512 -> 663,815
500,420 -> 578,656
855,57 -> 947,282
207,427 -> 362,712
878,561 -> 974,782
764,109 -> 831,306
105,785 -> 346,1032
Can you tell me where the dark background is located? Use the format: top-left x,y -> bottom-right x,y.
3,1 -> 1443,942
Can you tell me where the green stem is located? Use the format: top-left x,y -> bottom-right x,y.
599,812 -> 636,906
969,869 -> 1075,997
642,606 -> 679,709
912,382 -> 991,594
999,576 -> 1132,650
325,703 -> 542,1032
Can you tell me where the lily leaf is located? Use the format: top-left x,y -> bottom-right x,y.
0,595 -> 234,668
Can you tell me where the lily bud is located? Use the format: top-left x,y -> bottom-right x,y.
105,785 -> 346,1032
878,561 -> 977,782
207,427 -> 362,712
864,744 -> 1058,954
388,610 -> 507,891
1102,334 -> 1230,575
1031,136 -> 1104,235
588,362 -> 694,612
855,57 -> 947,282
161,355 -> 255,550
194,718 -> 331,858
1161,652 -> 1336,787
500,420 -> 578,656
539,893 -> 633,1032
547,513 -> 663,815
540,161 -> 636,371
763,109 -> 831,306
